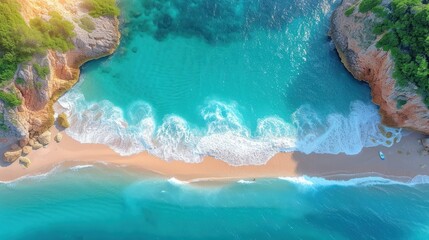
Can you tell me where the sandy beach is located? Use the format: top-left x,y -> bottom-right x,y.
1,126 -> 428,183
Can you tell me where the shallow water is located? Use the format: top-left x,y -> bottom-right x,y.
58,0 -> 401,164
1,166 -> 429,239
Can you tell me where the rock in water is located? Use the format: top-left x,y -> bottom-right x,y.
37,131 -> 52,146
57,113 -> 70,129
19,157 -> 31,168
3,149 -> 22,163
55,133 -> 63,143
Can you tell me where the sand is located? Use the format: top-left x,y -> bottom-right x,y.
0,127 -> 428,182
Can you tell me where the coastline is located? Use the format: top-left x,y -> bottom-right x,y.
1,125 -> 427,183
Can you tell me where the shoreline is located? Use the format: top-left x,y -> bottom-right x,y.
1,126 -> 428,183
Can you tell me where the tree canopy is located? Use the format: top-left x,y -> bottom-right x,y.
358,0 -> 429,106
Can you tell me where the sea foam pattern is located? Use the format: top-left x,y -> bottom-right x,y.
57,89 -> 400,165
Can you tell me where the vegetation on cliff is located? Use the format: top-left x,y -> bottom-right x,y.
0,0 -> 75,107
0,90 -> 22,107
82,0 -> 120,18
348,0 -> 429,105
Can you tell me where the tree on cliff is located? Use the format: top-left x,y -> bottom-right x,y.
368,0 -> 429,105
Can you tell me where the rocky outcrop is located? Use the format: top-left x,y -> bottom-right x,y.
3,149 -> 22,163
330,0 -> 429,134
19,157 -> 31,168
0,0 -> 120,156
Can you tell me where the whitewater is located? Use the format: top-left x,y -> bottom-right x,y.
57,0 -> 401,165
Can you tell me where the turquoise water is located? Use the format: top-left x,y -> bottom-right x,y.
59,0 -> 401,164
1,166 -> 429,239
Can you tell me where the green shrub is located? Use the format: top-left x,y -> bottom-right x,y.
371,0 -> 429,107
0,0 -> 43,84
345,6 -> 356,16
35,82 -> 43,89
30,11 -> 75,52
33,63 -> 50,78
79,16 -> 96,32
82,0 -> 120,18
359,0 -> 382,13
0,90 -> 22,107
396,99 -> 407,109
0,1 -> 75,85
15,78 -> 25,85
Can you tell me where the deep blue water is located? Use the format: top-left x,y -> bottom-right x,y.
1,166 -> 429,239
58,0 -> 401,165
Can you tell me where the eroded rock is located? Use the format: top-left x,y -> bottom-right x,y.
54,133 -> 63,143
37,131 -> 51,146
3,149 -> 22,163
19,157 -> 31,168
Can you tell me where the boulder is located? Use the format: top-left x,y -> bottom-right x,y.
3,149 -> 22,163
57,113 -> 70,128
22,146 -> 32,155
10,144 -> 21,151
32,142 -> 43,150
37,131 -> 51,146
19,157 -> 31,168
19,137 -> 29,148
54,133 -> 63,143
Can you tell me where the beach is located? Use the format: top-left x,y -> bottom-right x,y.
1,126 -> 427,183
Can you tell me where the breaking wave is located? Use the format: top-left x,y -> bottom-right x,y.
56,89 -> 401,166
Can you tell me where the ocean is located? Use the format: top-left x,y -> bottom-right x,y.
1,165 -> 429,239
5,1 -> 427,239
58,0 -> 401,165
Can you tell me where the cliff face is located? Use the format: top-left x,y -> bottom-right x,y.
0,0 -> 120,153
330,0 -> 429,134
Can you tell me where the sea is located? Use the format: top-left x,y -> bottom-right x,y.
1,165 -> 429,239
1,0 -> 428,239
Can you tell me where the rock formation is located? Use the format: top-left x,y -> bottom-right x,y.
330,0 -> 429,134
0,0 -> 120,162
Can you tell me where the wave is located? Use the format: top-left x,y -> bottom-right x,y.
0,165 -> 61,186
168,178 -> 189,185
279,175 -> 429,187
57,89 -> 401,166
70,164 -> 94,171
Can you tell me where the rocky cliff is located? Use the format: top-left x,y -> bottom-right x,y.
330,0 -> 429,134
0,0 -> 120,161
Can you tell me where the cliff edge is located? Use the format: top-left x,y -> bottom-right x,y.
330,0 -> 429,134
0,0 -> 120,162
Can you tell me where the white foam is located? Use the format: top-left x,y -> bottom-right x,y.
167,177 -> 189,185
278,175 -> 429,187
0,165 -> 61,185
70,164 -> 94,171
237,179 -> 255,184
58,89 -> 402,166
